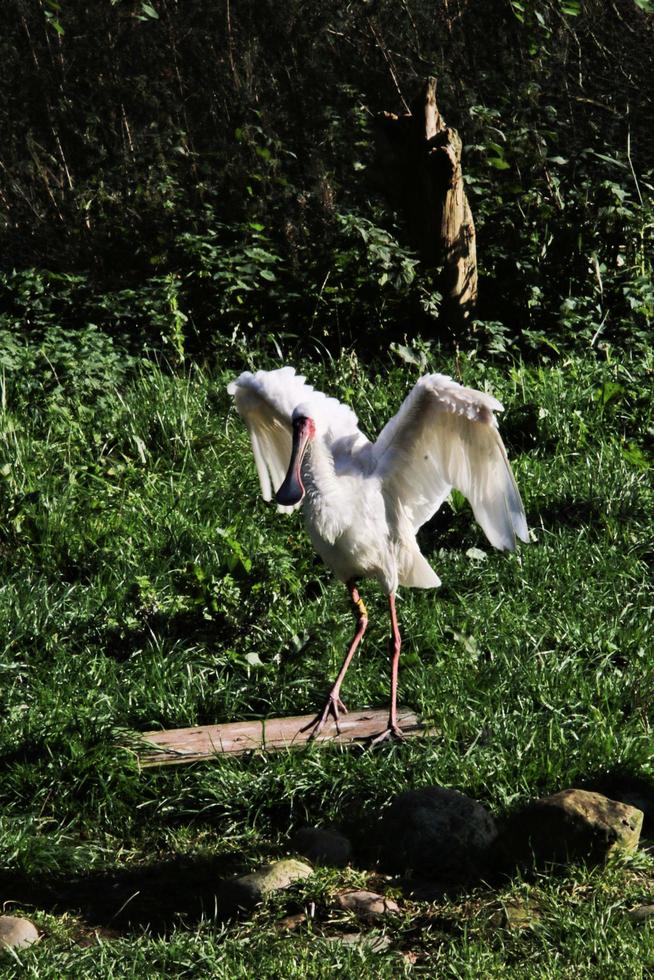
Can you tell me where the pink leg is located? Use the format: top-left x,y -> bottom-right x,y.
301,580 -> 368,738
370,592 -> 405,745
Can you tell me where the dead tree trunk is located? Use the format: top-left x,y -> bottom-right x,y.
374,77 -> 477,326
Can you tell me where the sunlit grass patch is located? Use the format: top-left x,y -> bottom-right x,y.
0,338 -> 652,974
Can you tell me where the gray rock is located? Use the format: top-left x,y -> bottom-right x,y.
627,904 -> 654,924
592,777 -> 654,838
326,932 -> 391,952
337,889 -> 399,920
219,858 -> 313,913
378,786 -> 498,884
0,916 -> 39,951
291,826 -> 352,868
276,912 -> 307,931
500,788 -> 643,868
488,898 -> 543,930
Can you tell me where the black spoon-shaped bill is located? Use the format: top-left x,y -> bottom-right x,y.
275,416 -> 315,506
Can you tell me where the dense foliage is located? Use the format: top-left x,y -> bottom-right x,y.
1,0 -> 653,356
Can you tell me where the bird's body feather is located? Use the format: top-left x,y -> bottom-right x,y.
228,367 -> 528,595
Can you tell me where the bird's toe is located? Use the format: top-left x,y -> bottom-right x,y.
300,693 -> 348,739
369,724 -> 405,747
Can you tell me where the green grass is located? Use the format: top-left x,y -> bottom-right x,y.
1,331 -> 653,975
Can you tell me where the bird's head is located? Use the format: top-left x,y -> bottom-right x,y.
275,407 -> 316,506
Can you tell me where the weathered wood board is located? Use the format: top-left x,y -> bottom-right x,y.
134,707 -> 432,767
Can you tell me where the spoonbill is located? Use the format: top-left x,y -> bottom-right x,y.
228,366 -> 528,743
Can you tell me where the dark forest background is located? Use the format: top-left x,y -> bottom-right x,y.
1,0 -> 653,361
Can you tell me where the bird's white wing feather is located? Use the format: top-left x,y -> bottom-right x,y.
227,366 -> 363,512
228,372 -> 294,509
372,374 -> 529,550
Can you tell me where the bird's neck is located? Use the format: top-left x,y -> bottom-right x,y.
302,439 -> 351,550
302,434 -> 361,552
303,439 -> 338,499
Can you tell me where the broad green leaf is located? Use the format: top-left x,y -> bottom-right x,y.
595,381 -> 624,406
488,157 -> 511,170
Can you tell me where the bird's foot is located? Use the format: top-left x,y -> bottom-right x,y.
369,724 -> 405,747
300,694 -> 348,740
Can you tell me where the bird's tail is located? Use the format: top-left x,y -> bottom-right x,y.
400,551 -> 441,589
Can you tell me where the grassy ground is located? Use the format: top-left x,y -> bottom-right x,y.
0,330 -> 653,976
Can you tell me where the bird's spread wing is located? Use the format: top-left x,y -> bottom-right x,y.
372,374 -> 529,550
227,366 -> 363,511
227,368 -> 295,508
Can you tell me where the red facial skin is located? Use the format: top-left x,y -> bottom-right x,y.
275,416 -> 315,506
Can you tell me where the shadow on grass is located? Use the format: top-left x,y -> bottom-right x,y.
0,854 -> 248,937
534,497 -> 608,531
500,403 -> 551,456
416,494 -> 611,554
90,608 -> 238,662
2,768 -> 653,938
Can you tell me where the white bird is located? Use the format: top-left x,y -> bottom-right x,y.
228,366 -> 528,743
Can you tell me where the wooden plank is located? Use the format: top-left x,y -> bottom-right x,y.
134,707 -> 432,767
